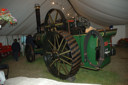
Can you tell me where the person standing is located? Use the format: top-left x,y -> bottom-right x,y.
12,39 -> 21,61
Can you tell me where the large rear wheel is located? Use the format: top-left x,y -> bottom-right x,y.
44,31 -> 81,79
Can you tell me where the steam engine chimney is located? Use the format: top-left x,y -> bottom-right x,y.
35,4 -> 41,33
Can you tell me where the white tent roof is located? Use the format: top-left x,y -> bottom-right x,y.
0,0 -> 128,36
70,0 -> 128,26
0,0 -> 75,35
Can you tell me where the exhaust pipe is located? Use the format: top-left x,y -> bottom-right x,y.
35,4 -> 41,33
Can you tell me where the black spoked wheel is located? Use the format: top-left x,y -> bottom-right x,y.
44,9 -> 67,32
25,44 -> 35,62
44,31 -> 81,79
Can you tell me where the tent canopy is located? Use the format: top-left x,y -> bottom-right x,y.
70,0 -> 128,26
0,0 -> 128,36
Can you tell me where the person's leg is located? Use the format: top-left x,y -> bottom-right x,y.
12,51 -> 15,60
14,52 -> 18,61
15,51 -> 18,61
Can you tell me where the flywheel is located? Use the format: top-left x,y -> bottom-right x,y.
44,30 -> 81,79
44,9 -> 67,32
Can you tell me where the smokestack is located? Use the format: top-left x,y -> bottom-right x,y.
35,3 -> 41,33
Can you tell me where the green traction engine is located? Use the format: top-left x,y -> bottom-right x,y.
25,4 -> 117,80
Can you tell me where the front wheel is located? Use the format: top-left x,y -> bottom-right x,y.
25,44 -> 35,62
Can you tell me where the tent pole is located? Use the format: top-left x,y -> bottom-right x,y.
67,0 -> 79,16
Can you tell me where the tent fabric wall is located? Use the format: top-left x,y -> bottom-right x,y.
0,35 -> 23,45
1,0 -> 128,36
90,22 -> 104,29
1,0 -> 75,52
0,36 -> 8,45
0,0 -> 75,36
126,25 -> 128,38
0,0 -> 128,46
112,25 -> 126,45
0,35 -> 26,54
69,0 -> 128,26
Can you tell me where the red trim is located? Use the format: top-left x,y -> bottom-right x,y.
68,20 -> 74,22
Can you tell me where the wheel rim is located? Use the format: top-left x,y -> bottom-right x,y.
25,44 -> 35,62
44,31 -> 81,79
44,9 -> 67,32
84,30 -> 104,69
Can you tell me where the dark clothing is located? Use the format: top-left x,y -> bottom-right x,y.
26,35 -> 35,48
12,42 -> 21,61
13,51 -> 19,61
12,42 -> 21,52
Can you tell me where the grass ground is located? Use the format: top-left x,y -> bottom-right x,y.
1,46 -> 128,85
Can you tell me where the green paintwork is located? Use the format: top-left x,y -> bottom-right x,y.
33,33 -> 46,54
73,29 -> 117,70
35,33 -> 46,46
33,29 -> 117,70
34,48 -> 43,54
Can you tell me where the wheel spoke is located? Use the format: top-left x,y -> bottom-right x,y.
54,11 -> 58,23
58,60 -> 61,75
62,55 -> 72,60
61,63 -> 68,75
49,14 -> 54,24
48,40 -> 55,49
60,58 -> 72,66
61,41 -> 67,52
55,34 -> 59,49
59,50 -> 71,56
50,59 -> 58,67
57,38 -> 64,51
54,35 -> 56,50
55,60 -> 58,68
62,61 -> 70,75
55,23 -> 63,26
